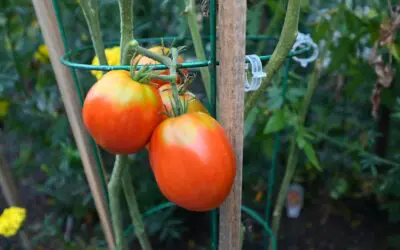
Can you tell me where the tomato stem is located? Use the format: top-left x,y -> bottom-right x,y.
122,40 -> 185,83
269,61 -> 320,250
122,163 -> 153,250
108,155 -> 128,250
118,0 -> 134,65
79,0 -> 108,67
184,0 -> 212,104
122,40 -> 139,66
244,0 -> 300,117
169,48 -> 187,116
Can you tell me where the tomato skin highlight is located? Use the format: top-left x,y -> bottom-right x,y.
82,70 -> 163,154
158,84 -> 209,119
149,112 -> 236,212
132,46 -> 187,87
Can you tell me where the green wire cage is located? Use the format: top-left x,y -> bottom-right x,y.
50,0 -> 312,249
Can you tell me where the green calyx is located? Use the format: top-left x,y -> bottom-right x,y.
123,39 -> 192,118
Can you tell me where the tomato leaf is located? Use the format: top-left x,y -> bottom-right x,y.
267,87 -> 285,111
387,42 -> 400,63
263,110 -> 285,135
303,142 -> 321,171
296,135 -> 306,149
244,107 -> 259,138
247,2 -> 265,35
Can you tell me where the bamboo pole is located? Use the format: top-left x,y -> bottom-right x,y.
31,2 -> 115,249
0,150 -> 20,207
217,0 -> 247,249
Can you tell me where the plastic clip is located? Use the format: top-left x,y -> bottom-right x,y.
291,32 -> 319,68
244,54 -> 266,92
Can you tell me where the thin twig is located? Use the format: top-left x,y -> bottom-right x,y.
245,0 -> 300,117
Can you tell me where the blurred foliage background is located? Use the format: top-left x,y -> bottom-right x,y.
0,0 -> 400,249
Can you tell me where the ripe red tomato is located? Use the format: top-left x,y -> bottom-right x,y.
158,84 -> 209,119
148,112 -> 236,212
132,46 -> 187,87
82,70 -> 163,154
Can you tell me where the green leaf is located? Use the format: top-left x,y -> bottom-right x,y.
286,87 -> 306,103
329,178 -> 349,200
303,142 -> 321,171
244,107 -> 259,138
267,86 -> 284,110
263,110 -> 285,135
387,42 -> 400,63
247,2 -> 265,35
296,135 -> 306,149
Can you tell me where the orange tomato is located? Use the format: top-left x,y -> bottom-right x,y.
158,84 -> 209,119
82,70 -> 163,154
132,46 -> 187,87
148,112 -> 236,212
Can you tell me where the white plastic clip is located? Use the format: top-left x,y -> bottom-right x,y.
244,54 -> 266,92
291,32 -> 319,68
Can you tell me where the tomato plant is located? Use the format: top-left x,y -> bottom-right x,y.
132,46 -> 187,87
148,112 -> 236,212
82,70 -> 163,154
158,84 -> 209,119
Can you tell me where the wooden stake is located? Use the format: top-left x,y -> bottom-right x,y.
0,150 -> 21,207
217,0 -> 246,250
31,1 -> 115,249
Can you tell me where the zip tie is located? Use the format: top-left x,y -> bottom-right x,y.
291,32 -> 319,67
244,54 -> 266,92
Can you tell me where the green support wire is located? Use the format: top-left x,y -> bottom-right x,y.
264,58 -> 291,250
209,1 -> 218,249
51,1 -> 312,250
52,0 -> 109,204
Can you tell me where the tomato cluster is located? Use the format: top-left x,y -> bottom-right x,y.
82,46 -> 236,212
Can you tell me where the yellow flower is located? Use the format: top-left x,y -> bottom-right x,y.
34,44 -> 50,63
91,46 -> 121,80
81,33 -> 89,42
0,207 -> 27,237
0,100 -> 9,117
31,19 -> 38,28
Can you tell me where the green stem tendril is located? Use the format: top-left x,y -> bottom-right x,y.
184,0 -> 212,103
168,48 -> 186,117
244,0 -> 300,117
108,155 -> 128,250
269,61 -> 320,250
122,165 -> 153,250
118,0 -> 134,65
79,0 -> 108,65
122,40 -> 188,116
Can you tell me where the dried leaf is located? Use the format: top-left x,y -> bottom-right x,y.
371,85 -> 381,119
379,4 -> 400,46
379,21 -> 395,46
372,56 -> 394,88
